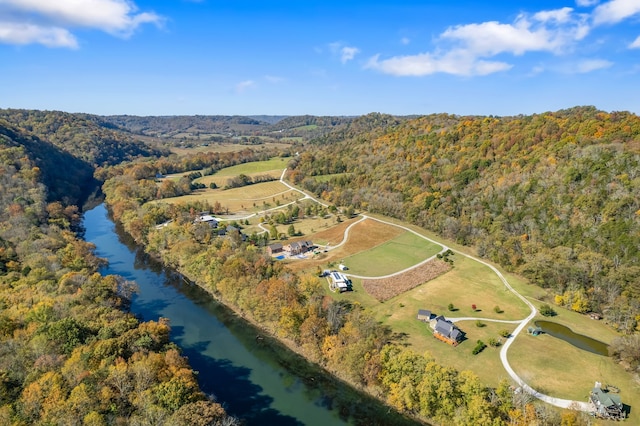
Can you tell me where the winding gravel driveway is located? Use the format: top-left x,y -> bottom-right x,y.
224,168 -> 593,412
338,213 -> 593,412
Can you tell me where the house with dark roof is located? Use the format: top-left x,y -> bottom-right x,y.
285,241 -> 303,255
284,240 -> 314,256
417,309 -> 432,322
194,214 -> 218,228
432,318 -> 464,346
267,243 -> 283,256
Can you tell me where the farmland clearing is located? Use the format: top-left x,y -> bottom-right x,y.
146,160 -> 639,419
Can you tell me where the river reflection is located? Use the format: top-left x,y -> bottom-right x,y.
83,204 -> 419,426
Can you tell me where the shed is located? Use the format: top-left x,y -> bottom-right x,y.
417,309 -> 432,322
267,243 -> 283,256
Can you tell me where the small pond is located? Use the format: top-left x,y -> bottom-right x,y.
535,320 -> 609,356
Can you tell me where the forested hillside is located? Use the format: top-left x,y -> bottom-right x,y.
100,114 -> 271,138
0,109 -> 168,166
0,120 -> 96,204
0,121 -> 234,425
290,107 -> 640,337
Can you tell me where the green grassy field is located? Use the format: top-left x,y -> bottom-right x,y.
342,232 -> 442,276
509,322 -> 640,424
312,173 -> 351,183
207,157 -> 289,177
196,170 -> 284,189
155,181 -> 305,213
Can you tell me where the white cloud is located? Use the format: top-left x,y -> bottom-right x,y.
235,80 -> 256,93
368,8 -> 590,77
0,21 -> 78,48
0,0 -> 162,48
365,50 -> 512,77
264,75 -> 285,83
576,0 -> 599,6
551,58 -> 613,73
534,7 -> 575,24
442,10 -> 589,56
340,46 -> 359,63
576,58 -> 613,72
329,42 -> 360,63
592,0 -> 640,25
630,35 -> 640,48
400,37 -> 411,45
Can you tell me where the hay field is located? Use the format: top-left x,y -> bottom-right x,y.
155,181 -> 305,214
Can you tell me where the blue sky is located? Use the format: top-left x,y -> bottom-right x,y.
1,0 -> 640,117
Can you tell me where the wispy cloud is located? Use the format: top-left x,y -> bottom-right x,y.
400,37 -> 411,45
0,0 -> 162,48
575,58 -> 613,72
235,80 -> 256,93
0,21 -> 78,48
576,0 -> 600,7
264,75 -> 285,83
329,42 -> 360,63
630,35 -> 640,48
592,0 -> 640,25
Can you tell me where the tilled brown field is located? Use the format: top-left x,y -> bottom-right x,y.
362,259 -> 452,302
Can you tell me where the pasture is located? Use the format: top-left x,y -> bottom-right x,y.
343,229 -> 442,276
156,181 -> 305,214
170,142 -> 292,156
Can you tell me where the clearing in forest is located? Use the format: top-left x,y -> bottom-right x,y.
155,181 -> 305,214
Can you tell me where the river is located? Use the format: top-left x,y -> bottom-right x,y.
83,203 -> 419,426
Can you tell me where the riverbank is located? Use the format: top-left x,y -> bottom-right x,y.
98,204 -> 424,425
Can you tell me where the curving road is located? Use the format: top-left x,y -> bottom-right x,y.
219,169 -> 593,412
337,214 -> 593,412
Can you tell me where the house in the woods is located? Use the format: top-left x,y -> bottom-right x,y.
590,382 -> 625,420
431,317 -> 463,346
194,214 -> 218,228
417,309 -> 432,322
267,243 -> 283,256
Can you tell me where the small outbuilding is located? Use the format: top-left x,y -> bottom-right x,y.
194,214 -> 218,227
417,309 -> 432,322
329,271 -> 350,292
527,326 -> 542,336
267,243 -> 284,256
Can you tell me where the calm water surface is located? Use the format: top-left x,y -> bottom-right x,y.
83,204 -> 417,426
535,320 -> 609,356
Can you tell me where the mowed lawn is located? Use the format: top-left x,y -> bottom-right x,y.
153,181 -> 304,213
161,157 -> 288,183
343,231 -> 442,277
509,324 -> 640,424
341,253 -> 531,387
200,157 -> 289,178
